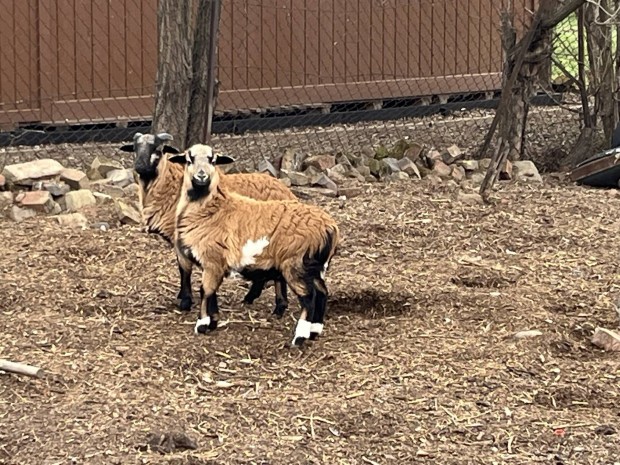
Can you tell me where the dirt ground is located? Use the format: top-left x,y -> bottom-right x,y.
1,178 -> 620,465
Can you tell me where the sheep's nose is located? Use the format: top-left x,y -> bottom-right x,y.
195,171 -> 208,182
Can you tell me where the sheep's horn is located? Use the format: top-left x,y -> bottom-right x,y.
133,132 -> 143,141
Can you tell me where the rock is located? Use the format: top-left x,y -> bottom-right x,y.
428,150 -> 442,162
450,165 -> 466,182
425,174 -> 443,187
50,202 -> 62,215
397,157 -> 421,179
116,200 -> 141,225
478,158 -> 492,171
390,139 -> 411,159
2,159 -> 64,186
457,192 -> 484,205
338,186 -> 363,198
374,145 -> 390,160
593,327 -> 620,352
403,142 -> 424,162
60,168 -> 89,190
361,145 -> 375,158
106,168 -> 135,188
387,171 -> 410,181
469,172 -> 486,184
367,158 -> 380,176
90,155 -> 123,180
65,189 -> 97,212
280,149 -> 302,171
356,165 -> 371,177
10,205 -> 37,222
225,159 -> 255,174
281,170 -> 310,187
329,163 -> 350,176
98,184 -> 126,199
441,144 -> 463,164
56,213 -> 88,229
41,181 -> 71,197
0,174 -> 5,190
458,159 -> 479,172
16,190 -> 55,213
325,168 -> 348,185
514,329 -> 543,339
382,157 -> 401,174
258,159 -> 277,178
499,160 -> 513,181
0,191 -> 13,209
124,183 -> 140,198
279,177 -> 292,188
93,192 -> 114,204
303,154 -> 336,172
513,160 -> 543,183
311,173 -> 338,194
432,160 -> 452,178
592,327 -> 620,352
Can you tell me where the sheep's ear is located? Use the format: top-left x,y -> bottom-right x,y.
161,145 -> 180,155
214,154 -> 235,165
168,153 -> 188,165
119,144 -> 134,153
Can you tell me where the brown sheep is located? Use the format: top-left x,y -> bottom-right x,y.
171,144 -> 340,347
119,132 -> 298,317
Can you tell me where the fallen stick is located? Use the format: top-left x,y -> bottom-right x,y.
0,359 -> 44,378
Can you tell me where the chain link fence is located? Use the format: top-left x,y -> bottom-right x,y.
0,0 -> 582,173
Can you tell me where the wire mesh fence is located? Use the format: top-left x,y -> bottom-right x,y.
0,0 -> 583,173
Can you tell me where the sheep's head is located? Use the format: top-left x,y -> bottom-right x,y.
119,132 -> 180,179
169,144 -> 234,199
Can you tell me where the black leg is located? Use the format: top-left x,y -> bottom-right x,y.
177,260 -> 193,311
243,279 -> 265,305
309,280 -> 327,341
272,278 -> 289,318
194,269 -> 225,335
292,288 -> 316,347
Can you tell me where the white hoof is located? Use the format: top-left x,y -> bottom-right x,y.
194,316 -> 211,334
291,319 -> 312,346
309,323 -> 324,338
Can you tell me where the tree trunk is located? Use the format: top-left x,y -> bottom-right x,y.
585,0 -> 617,144
186,0 -> 220,147
152,0 -> 194,147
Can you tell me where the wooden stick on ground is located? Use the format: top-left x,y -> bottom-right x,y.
0,359 -> 45,378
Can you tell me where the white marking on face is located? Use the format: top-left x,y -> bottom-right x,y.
150,153 -> 160,165
136,134 -> 155,145
238,237 -> 270,268
194,316 -> 211,334
309,322 -> 324,336
292,318 -> 312,345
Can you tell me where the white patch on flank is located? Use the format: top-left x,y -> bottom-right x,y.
238,237 -> 270,268
194,317 -> 211,334
291,319 -> 312,345
320,259 -> 330,280
228,271 -> 242,279
309,323 -> 324,336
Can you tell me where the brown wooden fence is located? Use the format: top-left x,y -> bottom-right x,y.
0,0 -> 535,130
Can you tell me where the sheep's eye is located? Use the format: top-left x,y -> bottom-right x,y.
186,152 -> 195,164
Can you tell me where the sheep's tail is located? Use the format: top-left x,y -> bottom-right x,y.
303,225 -> 340,275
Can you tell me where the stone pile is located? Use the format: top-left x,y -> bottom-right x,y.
0,155 -> 141,227
242,139 -> 543,198
1,139 -> 545,225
